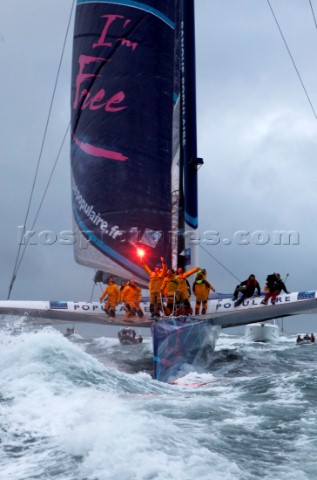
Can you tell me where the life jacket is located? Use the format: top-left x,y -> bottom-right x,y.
100,283 -> 120,303
177,267 -> 199,298
246,278 -> 258,289
193,280 -> 211,301
121,284 -> 142,304
161,275 -> 180,297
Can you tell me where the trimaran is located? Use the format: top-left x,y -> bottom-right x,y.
2,0 -> 317,382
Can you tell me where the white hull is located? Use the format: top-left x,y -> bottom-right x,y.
2,293 -> 317,382
0,300 -> 153,328
245,321 -> 280,342
0,290 -> 317,330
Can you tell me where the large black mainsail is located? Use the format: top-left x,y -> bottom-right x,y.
71,0 -> 198,285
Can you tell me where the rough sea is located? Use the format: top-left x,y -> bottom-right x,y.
1,315 -> 317,480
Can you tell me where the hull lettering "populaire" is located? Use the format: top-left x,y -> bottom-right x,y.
216,296 -> 291,310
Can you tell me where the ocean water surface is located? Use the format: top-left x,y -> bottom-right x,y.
1,315 -> 317,480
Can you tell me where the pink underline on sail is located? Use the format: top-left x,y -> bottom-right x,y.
73,134 -> 128,161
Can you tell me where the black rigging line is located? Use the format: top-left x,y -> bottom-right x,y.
14,125 -> 70,277
7,0 -> 76,300
199,244 -> 241,283
266,0 -> 317,120
89,279 -> 97,303
89,277 -> 105,302
308,0 -> 317,29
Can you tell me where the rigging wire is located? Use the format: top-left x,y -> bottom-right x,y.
7,125 -> 70,300
308,0 -> 317,29
7,0 -> 75,300
14,124 -> 70,278
199,244 -> 241,283
89,273 -> 105,302
89,280 -> 97,303
266,0 -> 317,120
199,2 -> 316,295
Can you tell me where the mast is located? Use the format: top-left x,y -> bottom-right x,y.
178,0 -> 202,271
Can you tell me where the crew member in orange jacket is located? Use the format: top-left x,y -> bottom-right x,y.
100,277 -> 120,319
121,279 -> 144,321
176,266 -> 200,315
141,256 -> 167,318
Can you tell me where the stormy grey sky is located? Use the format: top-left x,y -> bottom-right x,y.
1,1 -> 317,331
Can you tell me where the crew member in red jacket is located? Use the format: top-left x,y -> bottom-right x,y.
232,274 -> 261,307
261,273 -> 289,306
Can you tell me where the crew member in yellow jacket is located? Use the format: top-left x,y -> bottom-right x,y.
176,266 -> 200,315
121,279 -> 144,321
100,277 -> 120,319
192,272 -> 215,315
141,256 -> 167,318
160,269 -> 180,315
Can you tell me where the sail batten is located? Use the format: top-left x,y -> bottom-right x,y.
76,0 -> 175,27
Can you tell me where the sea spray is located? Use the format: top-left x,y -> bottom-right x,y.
1,322 -> 317,479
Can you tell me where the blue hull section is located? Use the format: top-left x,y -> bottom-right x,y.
152,317 -> 220,382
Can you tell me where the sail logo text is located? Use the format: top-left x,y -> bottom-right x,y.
73,14 -> 139,162
73,183 -> 123,240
